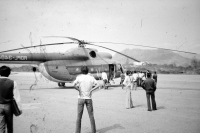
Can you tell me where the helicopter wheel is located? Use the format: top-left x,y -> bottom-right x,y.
58,82 -> 65,87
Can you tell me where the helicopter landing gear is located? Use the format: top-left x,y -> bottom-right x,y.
58,82 -> 65,87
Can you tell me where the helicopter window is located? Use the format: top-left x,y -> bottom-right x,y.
89,51 -> 96,58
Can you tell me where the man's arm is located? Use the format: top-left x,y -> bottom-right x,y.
141,81 -> 146,90
90,83 -> 99,93
13,81 -> 22,112
74,84 -> 80,91
153,81 -> 157,91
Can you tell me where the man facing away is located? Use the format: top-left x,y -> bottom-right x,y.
0,66 -> 22,133
141,72 -> 157,111
152,71 -> 157,84
73,66 -> 99,133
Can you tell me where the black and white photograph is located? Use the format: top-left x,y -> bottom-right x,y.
0,0 -> 200,133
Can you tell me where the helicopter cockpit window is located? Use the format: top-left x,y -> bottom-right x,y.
89,51 -> 96,58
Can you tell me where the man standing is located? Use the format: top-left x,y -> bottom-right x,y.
132,71 -> 138,90
152,71 -> 158,84
120,72 -> 125,89
141,72 -> 157,111
101,71 -> 108,89
73,66 -> 99,133
0,66 -> 22,133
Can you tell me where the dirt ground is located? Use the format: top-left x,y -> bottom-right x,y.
9,73 -> 200,133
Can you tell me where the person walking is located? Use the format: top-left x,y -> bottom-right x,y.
0,66 -> 22,133
101,71 -> 108,90
123,71 -> 134,109
73,66 -> 99,133
141,72 -> 157,111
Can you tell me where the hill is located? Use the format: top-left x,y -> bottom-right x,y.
113,48 -> 192,66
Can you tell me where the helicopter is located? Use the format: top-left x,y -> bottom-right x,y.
0,37 -> 197,87
0,37 -> 140,87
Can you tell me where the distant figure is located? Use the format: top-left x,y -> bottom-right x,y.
141,73 -> 157,111
120,72 -> 125,89
101,71 -> 108,89
138,71 -> 144,86
123,71 -> 134,109
132,71 -> 138,90
73,66 -> 99,133
141,72 -> 146,82
0,66 -> 22,133
152,71 -> 157,84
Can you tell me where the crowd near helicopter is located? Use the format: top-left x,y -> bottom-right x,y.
0,37 -> 140,87
0,37 -> 197,87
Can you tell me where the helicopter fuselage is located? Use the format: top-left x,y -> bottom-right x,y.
0,47 -> 123,84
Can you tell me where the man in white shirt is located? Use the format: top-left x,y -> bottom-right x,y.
0,66 -> 22,133
132,71 -> 139,90
73,66 -> 99,133
101,71 -> 108,89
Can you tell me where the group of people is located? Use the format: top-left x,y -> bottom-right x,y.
0,65 -> 158,133
73,68 -> 158,133
121,70 -> 157,111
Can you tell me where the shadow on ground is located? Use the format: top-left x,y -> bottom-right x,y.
92,124 -> 125,133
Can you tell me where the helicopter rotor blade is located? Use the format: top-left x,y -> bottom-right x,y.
90,42 -> 197,55
0,42 -> 74,53
42,36 -> 85,44
87,43 -> 140,62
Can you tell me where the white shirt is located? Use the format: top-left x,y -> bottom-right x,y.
123,75 -> 133,88
101,72 -> 108,80
0,76 -> 22,110
132,73 -> 139,82
73,74 -> 98,99
139,73 -> 144,78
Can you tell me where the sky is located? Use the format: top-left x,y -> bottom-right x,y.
0,0 -> 200,58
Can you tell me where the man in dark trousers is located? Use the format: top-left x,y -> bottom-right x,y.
73,66 -> 99,133
141,72 -> 157,111
0,66 -> 22,133
152,71 -> 157,84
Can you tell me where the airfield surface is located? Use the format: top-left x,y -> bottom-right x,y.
9,72 -> 200,133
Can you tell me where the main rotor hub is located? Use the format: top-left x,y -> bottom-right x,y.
78,40 -> 87,47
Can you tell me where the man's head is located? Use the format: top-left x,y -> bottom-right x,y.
126,70 -> 131,75
0,65 -> 11,77
81,66 -> 89,74
147,72 -> 151,78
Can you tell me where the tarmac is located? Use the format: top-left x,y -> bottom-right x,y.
9,72 -> 200,133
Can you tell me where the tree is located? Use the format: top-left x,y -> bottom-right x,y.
191,57 -> 199,69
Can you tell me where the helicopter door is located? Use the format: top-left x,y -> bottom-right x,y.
108,64 -> 115,82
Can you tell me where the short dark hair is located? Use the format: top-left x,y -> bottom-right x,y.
147,72 -> 151,78
0,65 -> 11,77
126,70 -> 131,75
81,66 -> 89,74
